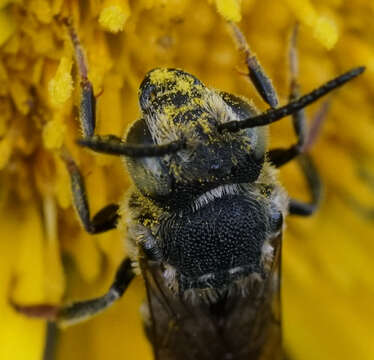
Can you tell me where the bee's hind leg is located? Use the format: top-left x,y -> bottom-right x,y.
11,258 -> 135,326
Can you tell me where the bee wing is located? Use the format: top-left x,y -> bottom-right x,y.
141,259 -> 218,360
140,233 -> 283,360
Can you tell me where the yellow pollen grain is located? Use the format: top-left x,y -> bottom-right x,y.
313,16 -> 338,50
99,4 -> 130,33
48,57 -> 73,107
0,8 -> 15,47
215,0 -> 242,22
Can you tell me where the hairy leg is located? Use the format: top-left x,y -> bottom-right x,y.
12,258 -> 135,326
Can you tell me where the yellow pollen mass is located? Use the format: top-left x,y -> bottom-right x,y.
48,57 -> 73,107
313,16 -> 338,50
42,119 -> 66,150
215,0 -> 242,22
149,68 -> 177,85
174,77 -> 193,94
99,5 -> 130,33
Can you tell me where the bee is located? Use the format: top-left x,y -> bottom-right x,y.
13,19 -> 364,360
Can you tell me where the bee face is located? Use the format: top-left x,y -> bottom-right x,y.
127,68 -> 268,204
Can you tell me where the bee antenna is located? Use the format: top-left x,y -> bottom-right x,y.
78,135 -> 186,157
218,66 -> 365,133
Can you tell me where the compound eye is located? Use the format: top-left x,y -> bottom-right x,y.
125,119 -> 172,198
126,118 -> 154,146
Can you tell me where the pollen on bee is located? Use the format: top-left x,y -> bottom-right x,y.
174,77 -> 193,94
149,68 -> 178,85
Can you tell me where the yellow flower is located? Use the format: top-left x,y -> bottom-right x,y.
1,1 -> 373,360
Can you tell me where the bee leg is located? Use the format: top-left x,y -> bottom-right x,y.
66,20 -> 185,158
64,22 -> 120,232
65,18 -> 96,138
288,154 -> 322,216
268,25 -> 329,168
11,258 -> 135,326
61,149 -> 119,234
229,22 -> 279,108
268,25 -> 305,167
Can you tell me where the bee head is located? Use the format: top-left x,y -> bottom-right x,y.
127,69 -> 267,205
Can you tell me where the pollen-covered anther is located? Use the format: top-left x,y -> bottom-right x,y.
99,4 -> 131,33
42,119 -> 66,150
48,57 -> 74,107
313,16 -> 338,50
215,0 -> 241,22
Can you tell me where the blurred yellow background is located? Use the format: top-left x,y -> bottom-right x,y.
0,0 -> 373,359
